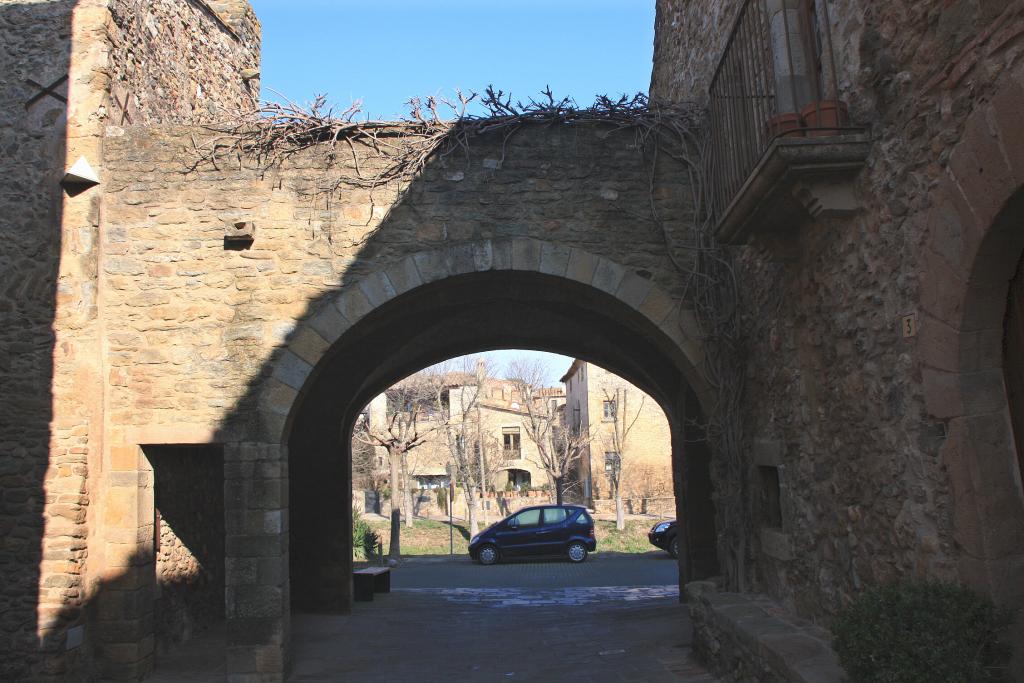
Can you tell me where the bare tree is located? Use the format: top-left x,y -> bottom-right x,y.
351,434 -> 387,515
433,357 -> 492,537
355,373 -> 441,558
601,386 -> 645,531
507,357 -> 590,505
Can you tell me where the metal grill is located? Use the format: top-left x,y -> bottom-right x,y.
708,0 -> 853,218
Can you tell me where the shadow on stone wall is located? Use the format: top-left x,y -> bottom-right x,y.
193,121 -> 721,676
0,1 -> 74,679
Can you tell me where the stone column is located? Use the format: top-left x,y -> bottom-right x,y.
224,442 -> 290,682
94,445 -> 156,680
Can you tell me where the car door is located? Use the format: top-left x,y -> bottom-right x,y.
493,508 -> 543,557
538,506 -> 571,555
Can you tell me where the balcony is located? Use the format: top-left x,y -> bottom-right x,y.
709,0 -> 869,243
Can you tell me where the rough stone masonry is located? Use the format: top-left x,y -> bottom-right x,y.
1,0 -> 1024,680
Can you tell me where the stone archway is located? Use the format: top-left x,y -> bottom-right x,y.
257,240 -> 709,441
918,73 -> 1024,674
222,243 -> 719,677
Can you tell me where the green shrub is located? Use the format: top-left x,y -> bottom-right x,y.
831,580 -> 1012,683
351,507 -> 380,560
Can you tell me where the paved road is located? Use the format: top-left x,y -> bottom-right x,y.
393,550 -> 682,589
289,553 -> 717,682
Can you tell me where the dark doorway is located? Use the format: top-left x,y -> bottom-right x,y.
144,445 -> 225,655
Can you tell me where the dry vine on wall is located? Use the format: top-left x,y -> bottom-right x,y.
192,87 -> 752,591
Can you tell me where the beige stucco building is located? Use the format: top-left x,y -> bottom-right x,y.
562,360 -> 675,513
359,375 -> 566,515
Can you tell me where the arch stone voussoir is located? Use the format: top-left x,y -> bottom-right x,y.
446,242 -> 478,276
511,238 -> 542,271
539,242 -> 571,278
307,299 -> 351,344
491,240 -> 513,270
334,286 -> 373,324
471,240 -> 494,271
272,350 -> 313,391
288,327 -> 330,366
259,377 -> 299,444
412,249 -> 451,284
262,240 -> 706,447
381,256 -> 421,296
639,286 -> 677,326
357,270 -> 397,309
947,103 -> 1021,230
592,257 -> 626,295
659,308 -> 705,370
566,248 -> 599,285
615,271 -> 654,309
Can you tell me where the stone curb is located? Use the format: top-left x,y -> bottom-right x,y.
685,581 -> 845,683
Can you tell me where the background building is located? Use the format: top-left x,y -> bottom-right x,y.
562,360 -> 675,514
355,374 -> 566,520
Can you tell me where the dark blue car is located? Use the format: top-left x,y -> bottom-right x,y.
469,505 -> 597,565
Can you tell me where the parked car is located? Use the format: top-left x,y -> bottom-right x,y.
648,519 -> 678,558
469,505 -> 596,565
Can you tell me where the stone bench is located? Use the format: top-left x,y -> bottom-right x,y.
685,581 -> 845,683
353,566 -> 391,602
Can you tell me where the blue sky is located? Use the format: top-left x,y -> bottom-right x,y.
249,0 -> 657,120
248,1 -> 656,384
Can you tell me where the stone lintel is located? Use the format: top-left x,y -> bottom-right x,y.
122,424 -> 220,446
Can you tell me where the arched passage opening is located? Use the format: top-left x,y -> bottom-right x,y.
922,180 -> 1024,675
953,187 -> 1024,666
279,268 -> 719,613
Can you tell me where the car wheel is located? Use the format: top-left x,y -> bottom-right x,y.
668,535 -> 679,559
478,544 -> 500,565
567,541 -> 588,563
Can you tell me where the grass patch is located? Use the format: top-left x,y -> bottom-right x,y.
594,520 -> 659,553
368,518 -> 471,556
366,517 -> 662,556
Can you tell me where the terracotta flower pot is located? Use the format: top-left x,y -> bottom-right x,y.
801,100 -> 848,137
765,112 -> 805,140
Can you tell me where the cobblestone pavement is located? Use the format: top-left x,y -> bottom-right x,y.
150,553 -> 717,682
289,553 -> 717,682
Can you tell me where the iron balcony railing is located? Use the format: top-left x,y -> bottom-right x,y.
708,0 -> 857,219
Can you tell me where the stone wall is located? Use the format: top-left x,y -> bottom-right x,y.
652,0 -> 1024,666
0,0 -> 259,677
95,120 -> 701,677
98,123 -> 697,445
565,361 -> 675,505
0,1 -> 78,679
106,0 -> 260,125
